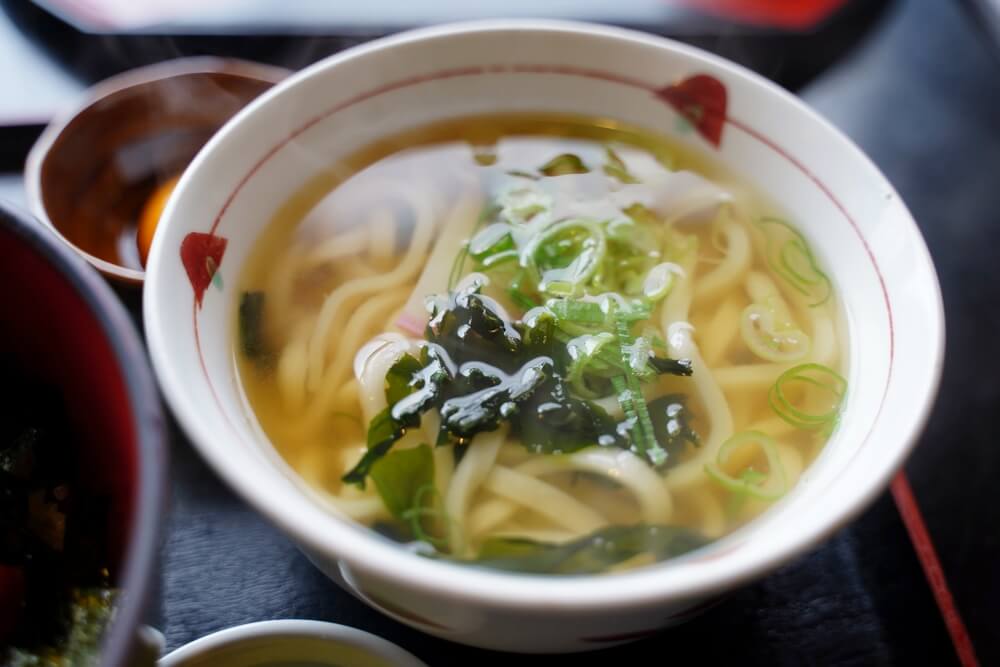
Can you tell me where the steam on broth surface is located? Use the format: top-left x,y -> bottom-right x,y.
235,115 -> 846,575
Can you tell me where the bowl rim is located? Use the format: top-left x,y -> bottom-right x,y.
24,56 -> 289,285
0,201 -> 168,667
145,19 -> 945,611
157,619 -> 427,666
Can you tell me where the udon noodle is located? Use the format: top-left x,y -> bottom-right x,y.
235,115 -> 846,574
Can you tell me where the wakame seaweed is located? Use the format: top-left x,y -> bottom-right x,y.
343,281 -> 694,486
469,524 -> 709,574
647,395 -> 701,464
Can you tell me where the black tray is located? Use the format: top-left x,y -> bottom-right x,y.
2,0 -> 994,664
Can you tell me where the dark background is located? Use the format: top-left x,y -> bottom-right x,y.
0,0 -> 995,664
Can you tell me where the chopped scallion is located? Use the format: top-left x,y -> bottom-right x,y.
705,430 -> 787,500
768,363 -> 846,430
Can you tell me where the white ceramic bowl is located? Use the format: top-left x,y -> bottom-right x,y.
144,21 -> 944,653
158,620 -> 426,666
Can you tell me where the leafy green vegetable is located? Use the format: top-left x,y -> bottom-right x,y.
439,357 -> 553,438
344,346 -> 455,487
384,354 -> 423,407
647,394 -> 700,463
390,346 -> 453,425
370,444 -> 434,519
538,153 -> 589,176
468,223 -> 515,263
471,524 -> 708,574
343,408 -> 405,487
516,372 -> 624,454
428,282 -> 522,368
238,291 -> 269,361
347,159 -> 703,483
430,286 -> 631,454
345,280 -> 676,486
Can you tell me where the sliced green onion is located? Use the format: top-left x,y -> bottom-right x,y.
740,304 -> 811,363
508,288 -> 539,311
480,250 -> 519,269
548,298 -> 606,324
705,430 -> 787,500
506,269 -> 540,311
756,217 -> 832,307
527,219 -> 607,297
611,374 -> 640,431
566,332 -> 617,397
624,336 -> 654,376
520,306 -> 556,346
469,222 -> 518,268
626,301 -> 653,322
614,313 -> 666,466
606,216 -> 637,241
768,363 -> 847,430
447,242 -> 470,290
449,204 -> 497,290
400,483 -> 451,549
469,223 -> 514,258
642,263 -> 681,301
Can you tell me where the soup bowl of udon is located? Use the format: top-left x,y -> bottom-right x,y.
144,21 -> 943,652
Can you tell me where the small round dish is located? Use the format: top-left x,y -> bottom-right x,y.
0,202 -> 167,666
158,620 -> 427,667
25,57 -> 287,285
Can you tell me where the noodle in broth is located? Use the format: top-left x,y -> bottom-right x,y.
235,114 -> 846,574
